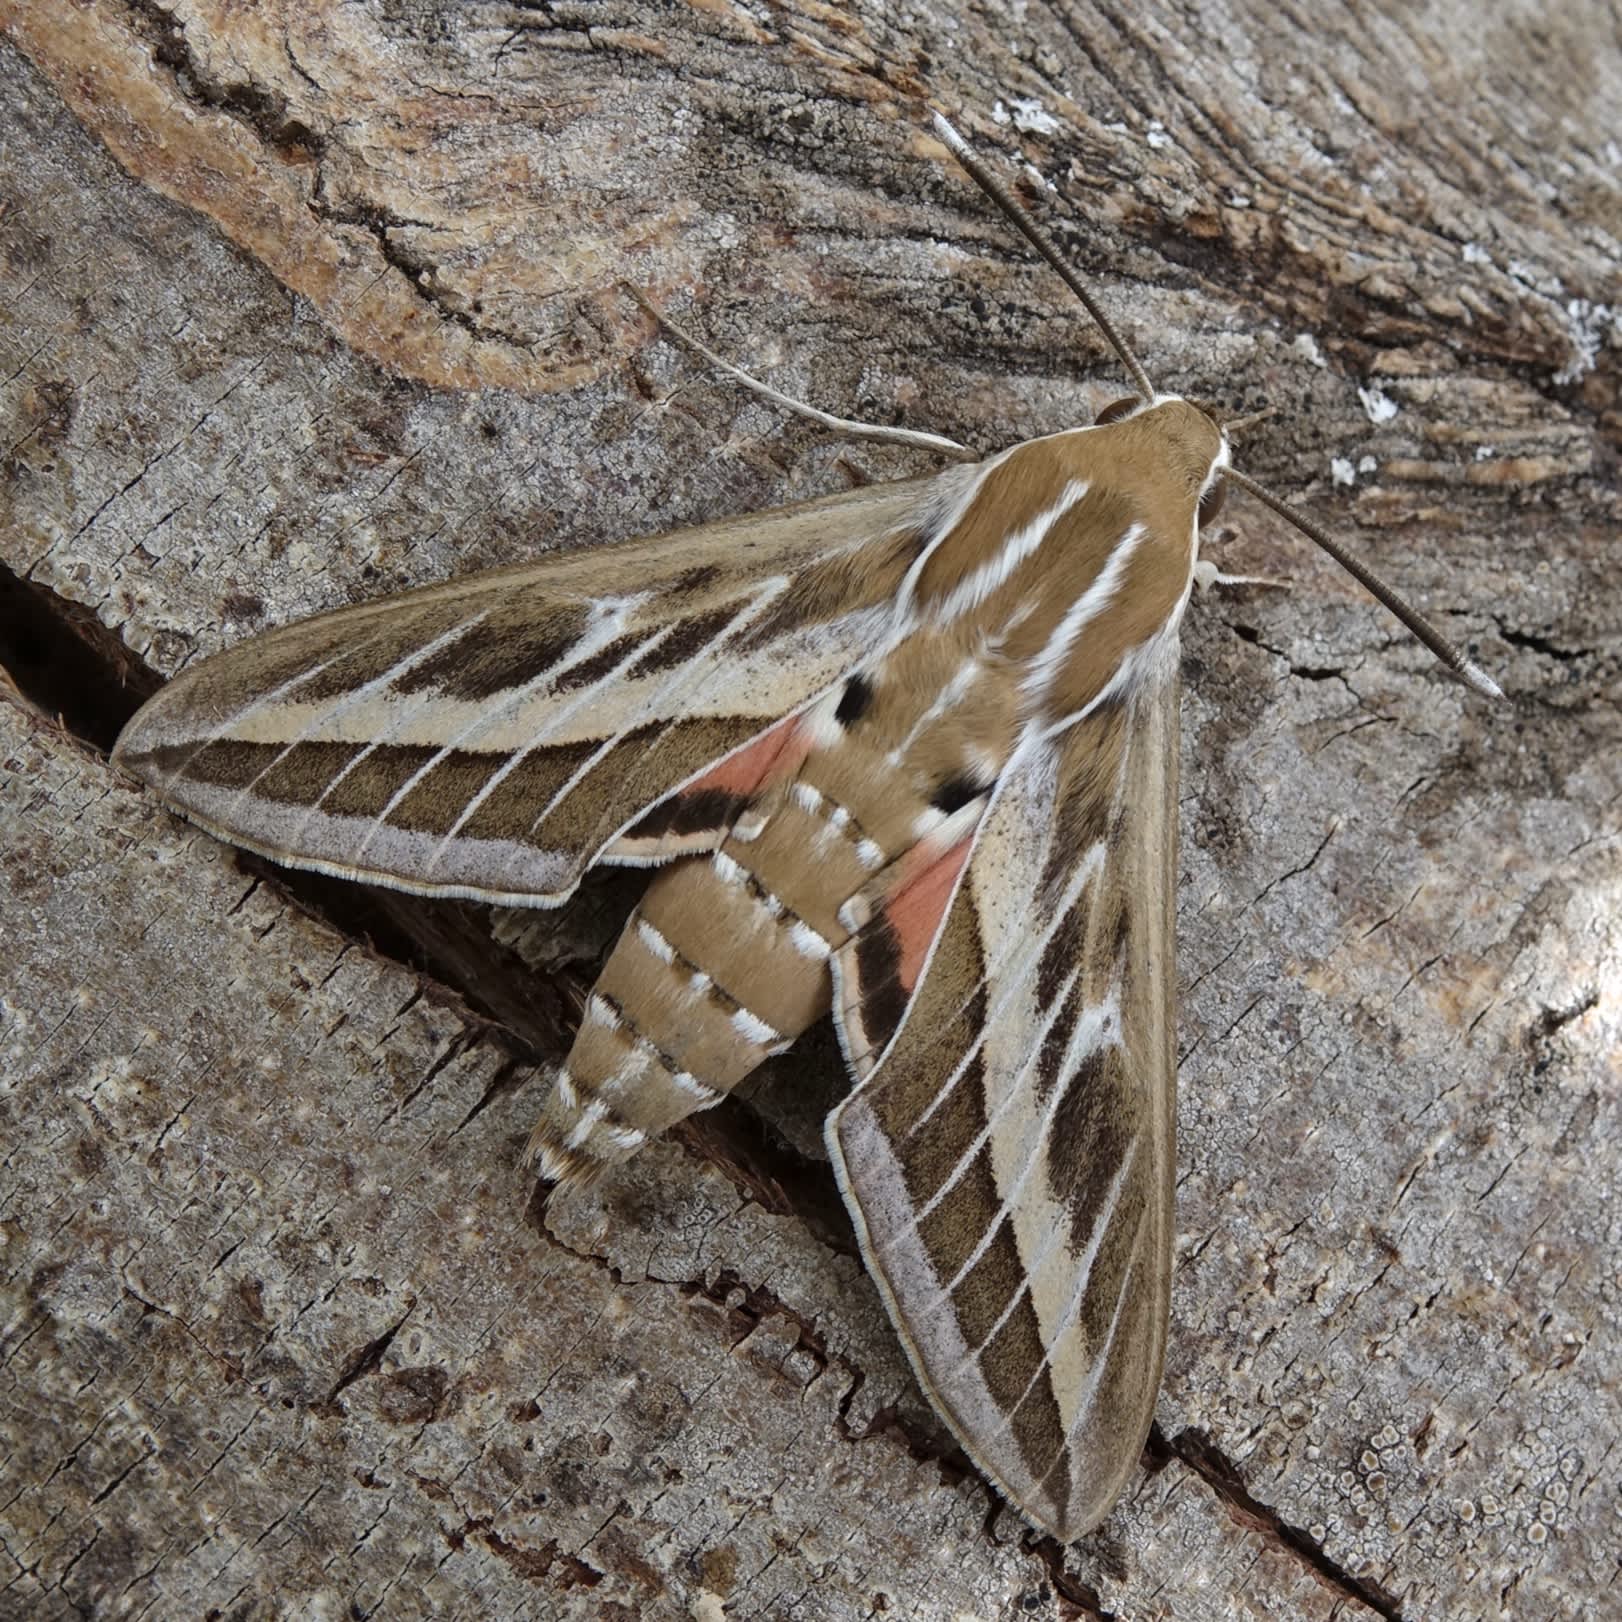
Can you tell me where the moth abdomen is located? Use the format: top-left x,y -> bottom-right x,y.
531,815 -> 850,1179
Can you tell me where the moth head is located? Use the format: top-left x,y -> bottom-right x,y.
1094,394 -> 1142,425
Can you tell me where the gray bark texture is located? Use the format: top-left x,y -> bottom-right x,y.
1,2 -> 1617,1618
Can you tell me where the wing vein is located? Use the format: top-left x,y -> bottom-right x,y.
232,607 -> 492,821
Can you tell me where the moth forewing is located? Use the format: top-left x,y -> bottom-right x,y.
828,612 -> 1185,1542
112,474 -> 955,908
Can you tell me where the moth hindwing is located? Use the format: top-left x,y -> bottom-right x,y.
114,113 -> 1496,1542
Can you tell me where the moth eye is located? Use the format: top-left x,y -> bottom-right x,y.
1095,395 -> 1141,425
834,674 -> 872,726
930,775 -> 980,815
1197,477 -> 1228,526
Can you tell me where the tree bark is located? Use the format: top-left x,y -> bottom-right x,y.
1,3 -> 1617,1618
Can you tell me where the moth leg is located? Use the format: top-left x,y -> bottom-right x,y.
1192,557 -> 1291,593
624,284 -> 979,461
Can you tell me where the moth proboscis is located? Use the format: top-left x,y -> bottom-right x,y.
113,111 -> 1499,1541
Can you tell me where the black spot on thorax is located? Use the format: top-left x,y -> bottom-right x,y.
930,774 -> 980,815
835,674 -> 873,725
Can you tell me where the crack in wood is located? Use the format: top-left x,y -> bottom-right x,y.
323,1302 -> 416,1409
1167,1427 -> 1408,1620
124,0 -> 324,164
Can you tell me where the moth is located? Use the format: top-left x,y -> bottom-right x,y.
113,115 -> 1498,1540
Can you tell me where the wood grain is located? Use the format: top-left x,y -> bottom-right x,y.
1,2 -> 1617,1616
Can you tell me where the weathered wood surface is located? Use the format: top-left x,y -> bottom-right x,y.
1,2 -> 1617,1617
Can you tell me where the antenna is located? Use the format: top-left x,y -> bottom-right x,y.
1226,469 -> 1503,699
623,284 -> 976,460
931,114 -> 1157,404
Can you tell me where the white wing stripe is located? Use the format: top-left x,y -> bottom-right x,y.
232,607 -> 492,824
922,987 -> 1125,1315
1049,1227 -> 1149,1462
914,964 -> 1091,1223
429,579 -> 786,860
1019,522 -> 1145,705
150,646 -> 348,780
331,606 -> 633,850
934,479 -> 1090,623
423,620 -> 680,858
902,837 -> 1106,1143
972,1139 -> 1139,1436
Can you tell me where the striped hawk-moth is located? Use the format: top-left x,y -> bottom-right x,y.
113,115 -> 1497,1539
